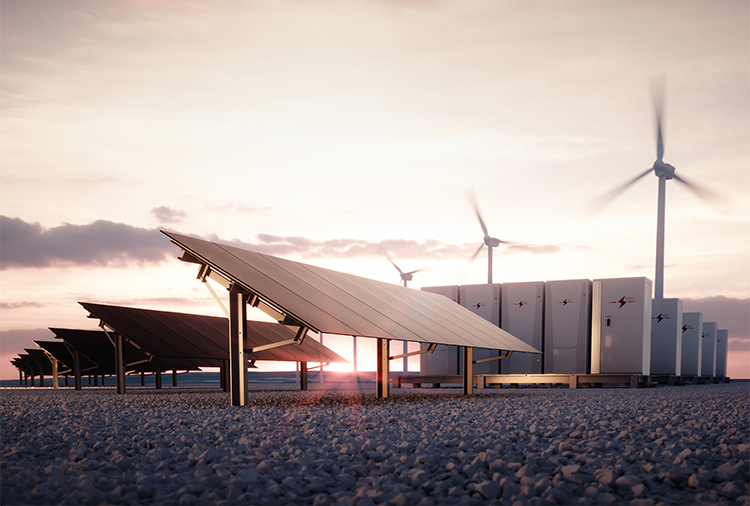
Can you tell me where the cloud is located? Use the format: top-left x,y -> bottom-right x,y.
0,215 -> 565,271
0,301 -> 47,310
216,234 -> 556,261
0,216 -> 174,270
682,296 -> 750,351
151,206 -> 187,224
506,244 -> 562,255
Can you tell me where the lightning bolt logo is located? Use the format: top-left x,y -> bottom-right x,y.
654,313 -> 671,323
559,299 -> 573,306
608,296 -> 636,309
516,300 -> 527,308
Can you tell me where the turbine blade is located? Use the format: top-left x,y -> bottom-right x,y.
651,74 -> 666,162
673,173 -> 729,212
386,255 -> 404,275
586,168 -> 654,214
470,242 -> 484,263
455,243 -> 486,284
466,188 -> 489,237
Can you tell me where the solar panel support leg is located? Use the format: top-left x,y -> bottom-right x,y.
222,359 -> 230,392
463,346 -> 474,395
155,367 -> 162,389
376,338 -> 390,399
229,285 -> 249,406
173,370 -> 178,387
51,357 -> 59,389
116,333 -> 126,395
300,362 -> 308,391
37,360 -> 45,388
141,371 -> 145,386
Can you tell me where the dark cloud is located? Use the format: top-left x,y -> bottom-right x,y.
151,206 -> 187,224
0,216 -> 173,270
0,215 -> 564,271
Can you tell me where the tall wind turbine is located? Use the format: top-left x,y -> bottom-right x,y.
590,77 -> 719,299
467,190 -> 512,284
387,255 -> 422,287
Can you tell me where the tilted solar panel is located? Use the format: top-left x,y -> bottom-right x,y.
162,231 -> 540,354
79,302 -> 347,365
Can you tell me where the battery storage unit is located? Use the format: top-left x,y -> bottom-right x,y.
420,286 -> 462,375
680,312 -> 703,376
591,277 -> 652,375
459,284 -> 502,374
701,322 -> 718,377
543,279 -> 591,374
650,298 -> 683,375
715,329 -> 728,377
501,282 -> 545,374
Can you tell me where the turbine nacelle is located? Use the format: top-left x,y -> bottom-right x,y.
484,235 -> 502,248
653,160 -> 676,179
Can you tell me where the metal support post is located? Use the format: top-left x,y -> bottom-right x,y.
229,285 -> 250,406
116,333 -> 126,394
352,336 -> 357,373
141,371 -> 145,386
155,367 -> 162,389
73,348 -> 81,390
51,357 -> 59,389
403,341 -> 408,373
172,370 -> 177,387
37,360 -> 45,387
376,338 -> 390,399
463,346 -> 474,395
222,359 -> 230,392
300,362 -> 308,391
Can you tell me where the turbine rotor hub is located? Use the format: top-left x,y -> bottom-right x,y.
653,160 -> 675,179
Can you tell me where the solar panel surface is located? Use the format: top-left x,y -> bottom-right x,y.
50,328 -> 157,373
163,231 -> 540,354
79,303 -> 347,365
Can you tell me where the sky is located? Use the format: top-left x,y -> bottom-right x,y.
1,0 -> 748,380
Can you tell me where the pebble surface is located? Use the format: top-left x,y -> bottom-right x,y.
1,382 -> 748,505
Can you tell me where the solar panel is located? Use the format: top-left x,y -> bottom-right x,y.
79,302 -> 347,365
162,231 -> 540,354
50,328 -> 156,374
33,340 -> 78,373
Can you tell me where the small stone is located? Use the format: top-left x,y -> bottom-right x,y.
473,480 -> 500,500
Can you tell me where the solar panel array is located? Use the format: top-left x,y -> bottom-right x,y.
80,302 -> 347,367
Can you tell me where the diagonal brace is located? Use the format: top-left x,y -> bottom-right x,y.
389,343 -> 437,361
474,350 -> 513,364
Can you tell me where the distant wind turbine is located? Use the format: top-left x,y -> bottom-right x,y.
466,189 -> 513,284
387,255 -> 423,287
589,76 -> 721,299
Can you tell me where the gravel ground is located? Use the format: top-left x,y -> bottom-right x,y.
1,382 -> 748,505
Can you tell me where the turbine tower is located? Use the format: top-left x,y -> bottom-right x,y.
590,77 -> 718,299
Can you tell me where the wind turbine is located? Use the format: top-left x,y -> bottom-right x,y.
387,255 -> 422,287
590,77 -> 719,299
386,254 -> 423,374
466,189 -> 512,284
